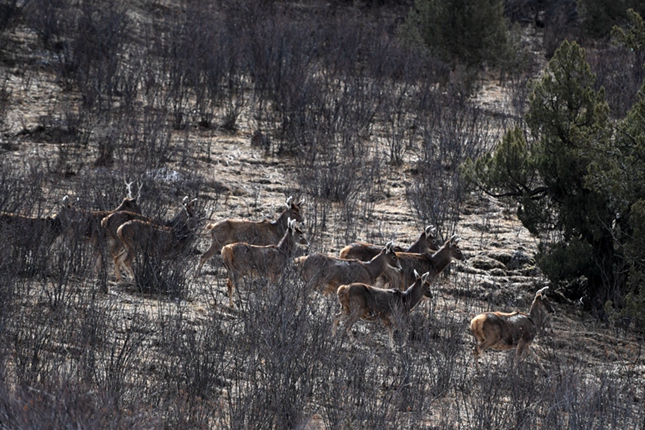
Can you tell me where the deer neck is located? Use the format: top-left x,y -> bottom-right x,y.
277,230 -> 296,255
273,210 -> 291,234
406,232 -> 426,253
402,279 -> 428,311
427,244 -> 455,275
528,298 -> 547,329
168,208 -> 188,228
365,250 -> 391,279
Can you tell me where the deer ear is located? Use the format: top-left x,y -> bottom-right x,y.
421,272 -> 430,282
125,180 -> 134,199
182,196 -> 189,205
450,235 -> 460,245
297,198 -> 306,206
286,196 -> 293,207
385,241 -> 394,252
425,225 -> 436,235
414,269 -> 419,278
535,286 -> 549,297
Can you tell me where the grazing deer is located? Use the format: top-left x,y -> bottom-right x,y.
115,198 -> 199,280
102,196 -> 195,282
470,286 -> 555,369
375,235 -> 465,290
339,225 -> 439,261
333,270 -> 433,349
221,218 -> 308,307
59,187 -> 142,275
197,196 -> 305,274
0,212 -> 63,252
295,242 -> 402,295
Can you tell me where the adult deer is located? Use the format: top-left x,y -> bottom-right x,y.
197,196 -> 305,274
339,225 -> 439,261
333,270 -> 433,349
59,185 -> 142,276
221,218 -> 308,307
0,212 -> 63,252
102,196 -> 195,282
470,286 -> 555,369
375,235 -> 465,290
116,198 -> 200,281
295,242 -> 402,295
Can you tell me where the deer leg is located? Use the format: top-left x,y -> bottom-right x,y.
198,241 -> 219,275
385,322 -> 395,350
113,256 -> 123,283
227,276 -> 236,308
332,310 -> 345,336
341,308 -> 363,342
118,248 -> 135,281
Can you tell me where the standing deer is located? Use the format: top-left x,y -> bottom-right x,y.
295,242 -> 402,295
375,235 -> 465,290
197,196 -> 305,274
221,218 -> 308,307
102,196 -> 195,282
0,212 -> 63,253
59,187 -> 142,276
115,198 -> 199,281
470,286 -> 555,369
339,225 -> 439,261
333,270 -> 433,349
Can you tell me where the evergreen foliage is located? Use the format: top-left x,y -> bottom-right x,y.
464,41 -> 620,312
579,0 -> 645,39
402,0 -> 511,70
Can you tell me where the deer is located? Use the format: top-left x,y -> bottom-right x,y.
115,198 -> 199,281
58,183 -> 142,277
0,212 -> 63,252
102,196 -> 195,282
295,242 -> 402,296
470,286 -> 555,370
375,235 -> 465,291
197,196 -> 305,274
332,270 -> 433,349
221,218 -> 308,307
339,225 -> 439,261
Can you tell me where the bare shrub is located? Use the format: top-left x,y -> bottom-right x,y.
407,90 -> 496,235
587,42 -> 645,118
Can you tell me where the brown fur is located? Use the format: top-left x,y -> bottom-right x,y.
101,197 -> 196,282
197,196 -> 305,274
376,235 -> 465,290
116,199 -> 199,280
295,242 -> 402,295
0,212 -> 62,250
470,287 -> 555,369
332,271 -> 433,348
339,225 -> 439,261
221,219 -> 307,307
59,195 -> 142,274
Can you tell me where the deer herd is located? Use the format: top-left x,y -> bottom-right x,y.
0,189 -> 556,369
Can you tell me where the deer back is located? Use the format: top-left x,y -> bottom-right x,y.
339,242 -> 405,261
208,197 -> 304,251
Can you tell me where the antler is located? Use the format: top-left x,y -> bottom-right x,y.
125,180 -> 134,199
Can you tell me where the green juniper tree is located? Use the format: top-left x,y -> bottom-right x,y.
464,40 -> 619,311
402,0 -> 511,71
